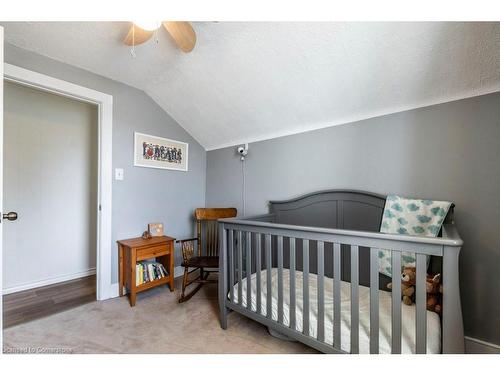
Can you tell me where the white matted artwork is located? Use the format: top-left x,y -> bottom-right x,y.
134,132 -> 188,171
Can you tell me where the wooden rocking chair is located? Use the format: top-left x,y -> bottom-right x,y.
177,208 -> 237,303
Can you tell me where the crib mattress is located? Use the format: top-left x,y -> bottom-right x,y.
231,268 -> 441,354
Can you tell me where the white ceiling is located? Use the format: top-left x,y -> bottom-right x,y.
2,22 -> 500,150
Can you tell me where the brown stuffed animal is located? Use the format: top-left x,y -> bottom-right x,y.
387,267 -> 416,306
387,267 -> 443,313
426,273 -> 442,314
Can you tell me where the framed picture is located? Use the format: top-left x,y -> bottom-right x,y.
134,132 -> 188,171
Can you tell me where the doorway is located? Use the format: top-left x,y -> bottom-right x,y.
2,81 -> 98,326
1,64 -> 114,332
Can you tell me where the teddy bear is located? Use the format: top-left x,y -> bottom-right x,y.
387,266 -> 443,313
387,266 -> 416,305
426,273 -> 442,314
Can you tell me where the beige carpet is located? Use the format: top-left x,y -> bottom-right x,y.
3,279 -> 316,354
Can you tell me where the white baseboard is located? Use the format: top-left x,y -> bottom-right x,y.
108,283 -> 120,299
110,268 -> 183,299
173,266 -> 213,278
465,336 -> 500,354
172,266 -> 220,279
174,266 -> 184,279
2,268 -> 96,295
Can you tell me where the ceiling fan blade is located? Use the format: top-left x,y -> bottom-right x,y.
123,24 -> 154,46
162,22 -> 196,53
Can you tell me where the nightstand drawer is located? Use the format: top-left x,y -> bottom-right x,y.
136,245 -> 169,261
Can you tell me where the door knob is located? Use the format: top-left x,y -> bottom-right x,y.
2,212 -> 18,221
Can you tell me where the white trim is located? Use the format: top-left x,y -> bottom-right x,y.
133,131 -> 189,172
173,266 -> 217,278
174,265 -> 185,279
465,336 -> 500,353
3,63 -> 114,301
204,84 -> 500,151
109,283 -> 120,299
2,268 -> 96,295
0,26 -> 4,348
115,267 -> 203,297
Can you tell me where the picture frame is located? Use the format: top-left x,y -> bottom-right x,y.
134,132 -> 189,171
148,222 -> 164,237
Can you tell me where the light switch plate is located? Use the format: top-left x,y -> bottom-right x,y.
115,168 -> 124,181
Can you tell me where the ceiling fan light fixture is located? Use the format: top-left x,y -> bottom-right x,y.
132,20 -> 161,31
123,21 -> 196,53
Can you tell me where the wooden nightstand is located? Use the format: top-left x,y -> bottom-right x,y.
117,235 -> 175,307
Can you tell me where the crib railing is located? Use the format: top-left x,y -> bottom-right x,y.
218,215 -> 464,354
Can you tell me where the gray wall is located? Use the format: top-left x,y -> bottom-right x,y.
5,41 -> 499,346
206,92 -> 500,345
4,43 -> 207,283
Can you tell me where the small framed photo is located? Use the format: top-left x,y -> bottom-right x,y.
134,132 -> 188,171
148,223 -> 164,237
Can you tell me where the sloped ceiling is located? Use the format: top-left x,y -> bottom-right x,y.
2,22 -> 499,150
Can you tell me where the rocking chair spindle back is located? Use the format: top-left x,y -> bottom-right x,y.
177,208 -> 237,302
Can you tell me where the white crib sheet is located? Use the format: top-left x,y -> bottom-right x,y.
231,268 -> 441,354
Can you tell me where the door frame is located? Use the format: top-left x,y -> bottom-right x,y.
1,26 -> 4,344
3,63 -> 114,301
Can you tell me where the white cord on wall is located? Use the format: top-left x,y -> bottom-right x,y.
241,158 -> 246,216
237,143 -> 249,216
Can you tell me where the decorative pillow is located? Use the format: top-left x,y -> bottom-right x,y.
378,194 -> 452,277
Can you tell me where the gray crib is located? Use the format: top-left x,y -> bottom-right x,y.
217,190 -> 464,354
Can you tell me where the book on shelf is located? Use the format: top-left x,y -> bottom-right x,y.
135,261 -> 169,286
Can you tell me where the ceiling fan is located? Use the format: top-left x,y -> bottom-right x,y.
123,21 -> 196,53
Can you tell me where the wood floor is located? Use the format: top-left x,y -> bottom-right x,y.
3,275 -> 96,328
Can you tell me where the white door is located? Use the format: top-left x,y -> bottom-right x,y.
2,82 -> 99,294
0,25 -> 5,342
